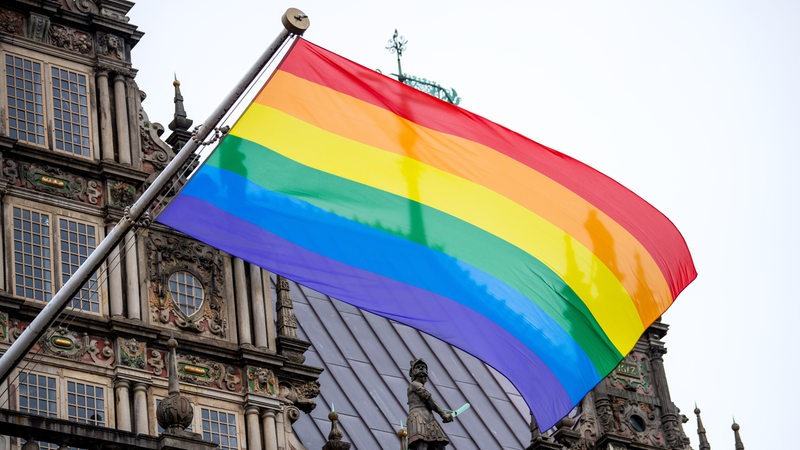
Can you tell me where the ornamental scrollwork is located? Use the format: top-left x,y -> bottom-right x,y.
117,337 -> 147,370
49,24 -> 93,55
38,326 -> 114,367
177,353 -> 242,393
608,351 -> 651,395
247,367 -> 278,395
147,231 -> 226,337
2,159 -> 103,206
280,380 -> 320,415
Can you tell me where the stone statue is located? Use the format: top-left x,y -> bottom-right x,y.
406,358 -> 453,450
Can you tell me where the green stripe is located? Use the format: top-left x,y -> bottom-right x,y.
208,134 -> 622,370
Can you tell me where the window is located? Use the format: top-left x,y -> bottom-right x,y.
3,52 -> 92,157
201,408 -> 239,450
5,54 -> 45,146
66,380 -> 105,425
17,372 -> 105,450
168,271 -> 204,317
12,205 -> 101,313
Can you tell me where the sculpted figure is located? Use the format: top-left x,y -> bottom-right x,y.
406,359 -> 452,450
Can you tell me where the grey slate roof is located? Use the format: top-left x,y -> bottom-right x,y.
284,277 -> 532,449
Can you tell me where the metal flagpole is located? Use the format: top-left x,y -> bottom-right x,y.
0,8 -> 310,385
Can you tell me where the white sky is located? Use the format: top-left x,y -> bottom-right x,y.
130,1 -> 799,448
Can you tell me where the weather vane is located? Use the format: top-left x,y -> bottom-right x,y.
386,29 -> 461,105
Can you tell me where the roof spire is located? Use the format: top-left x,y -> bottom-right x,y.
694,405 -> 711,450
322,405 -> 351,450
165,75 -> 194,149
168,74 -> 193,132
732,419 -> 744,450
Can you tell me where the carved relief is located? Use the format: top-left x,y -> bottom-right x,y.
117,336 -> 147,369
611,397 -> 664,447
99,33 -> 124,60
2,159 -> 104,206
247,366 -> 278,395
28,13 -> 49,42
49,24 -> 93,55
109,180 -> 136,208
147,348 -> 166,376
38,326 -> 115,367
280,380 -> 320,414
147,231 -> 227,337
0,8 -> 25,35
608,351 -> 652,395
139,91 -> 175,176
177,353 -> 242,393
68,0 -> 99,15
0,312 -> 7,342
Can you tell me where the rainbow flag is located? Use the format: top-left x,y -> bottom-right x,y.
158,38 -> 696,429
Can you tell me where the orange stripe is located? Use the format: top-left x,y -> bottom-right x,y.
255,70 -> 674,324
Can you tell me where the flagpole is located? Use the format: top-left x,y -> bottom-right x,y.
0,8 -> 309,385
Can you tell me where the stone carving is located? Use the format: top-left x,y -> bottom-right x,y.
49,24 -> 93,55
608,352 -> 652,395
615,400 -> 662,446
38,326 -> 115,367
117,336 -> 147,369
109,180 -> 136,208
139,90 -> 175,175
276,276 -> 299,338
147,232 -> 226,337
99,33 -> 124,60
247,366 -> 278,395
70,0 -> 99,15
0,8 -> 24,35
27,13 -> 49,42
280,380 -> 320,415
0,312 -> 6,342
147,348 -> 165,376
2,159 -> 104,206
177,353 -> 242,393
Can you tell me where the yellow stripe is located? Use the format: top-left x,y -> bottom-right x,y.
256,71 -> 674,324
231,104 -> 645,351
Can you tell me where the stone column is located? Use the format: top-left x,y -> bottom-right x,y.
114,379 -> 132,432
262,409 -> 278,450
133,382 -> 149,434
108,242 -> 124,316
245,406 -> 263,450
124,231 -> 140,320
234,258 -> 253,346
113,73 -> 131,165
275,408 -> 287,450
96,70 -> 114,161
250,263 -> 268,349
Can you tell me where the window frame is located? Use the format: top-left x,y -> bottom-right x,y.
6,199 -> 107,315
1,46 -> 96,159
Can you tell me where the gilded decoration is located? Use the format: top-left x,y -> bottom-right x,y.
117,336 -> 147,370
147,232 -> 226,337
608,351 -> 651,394
247,366 -> 278,395
0,8 -> 24,35
2,159 -> 103,206
48,24 -> 93,55
38,326 -> 114,367
176,353 -> 242,393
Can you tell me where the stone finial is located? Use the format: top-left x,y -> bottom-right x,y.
694,406 -> 711,450
732,420 -> 744,450
168,76 -> 192,132
156,336 -> 194,433
322,407 -> 351,450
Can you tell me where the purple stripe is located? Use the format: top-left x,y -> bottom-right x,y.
159,195 -> 573,428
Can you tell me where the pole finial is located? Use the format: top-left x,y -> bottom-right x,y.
282,8 -> 309,35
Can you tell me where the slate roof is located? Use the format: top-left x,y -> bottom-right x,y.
284,278 -> 532,449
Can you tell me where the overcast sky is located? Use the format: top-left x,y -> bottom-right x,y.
130,1 -> 799,448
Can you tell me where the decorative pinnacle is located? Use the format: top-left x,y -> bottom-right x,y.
694,405 -> 710,450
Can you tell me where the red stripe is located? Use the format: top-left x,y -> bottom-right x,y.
276,39 -> 696,297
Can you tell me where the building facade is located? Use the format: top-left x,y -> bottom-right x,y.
0,2 -> 735,450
